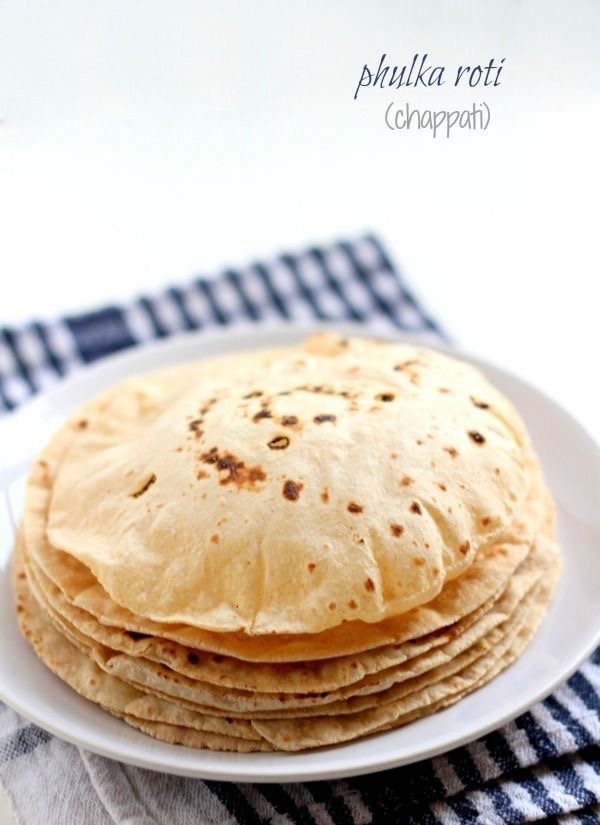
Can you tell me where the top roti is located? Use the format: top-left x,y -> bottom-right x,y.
41,334 -> 532,634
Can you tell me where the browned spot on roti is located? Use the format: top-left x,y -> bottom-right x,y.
200,448 -> 266,489
268,435 -> 290,450
313,414 -> 337,424
394,359 -> 419,371
131,474 -> 157,498
347,502 -> 363,514
283,479 -> 303,501
253,409 -> 272,422
188,419 -> 203,438
364,578 -> 376,592
390,523 -> 404,537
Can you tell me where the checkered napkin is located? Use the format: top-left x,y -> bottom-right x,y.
0,235 -> 598,825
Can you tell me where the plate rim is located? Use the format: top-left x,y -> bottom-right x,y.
1,321 -> 599,782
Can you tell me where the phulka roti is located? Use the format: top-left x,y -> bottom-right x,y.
13,544 -> 270,750
24,456 -> 547,662
12,333 -> 561,753
23,520 -> 554,720
23,515 -> 550,706
97,528 -> 554,711
14,537 -> 559,751
31,334 -> 531,634
99,537 -> 556,721
23,550 -> 505,693
250,562 -> 560,750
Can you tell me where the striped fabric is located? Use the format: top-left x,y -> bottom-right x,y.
0,236 -> 441,412
0,234 -> 598,824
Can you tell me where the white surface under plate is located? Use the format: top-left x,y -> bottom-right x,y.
1,324 -> 599,783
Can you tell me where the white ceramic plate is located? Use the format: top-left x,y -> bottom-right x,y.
1,324 -> 599,783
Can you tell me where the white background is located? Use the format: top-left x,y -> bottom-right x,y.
0,2 -> 598,817
0,1 -> 598,437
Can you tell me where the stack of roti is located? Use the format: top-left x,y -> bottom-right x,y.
13,333 -> 560,752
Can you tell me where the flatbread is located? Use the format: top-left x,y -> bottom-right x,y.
12,333 -> 562,752
250,560 -> 560,749
23,523 -> 550,713
12,546 -> 270,750
30,334 -> 532,634
24,465 -> 547,662
13,528 -> 560,751
14,540 -> 559,751
23,551 -> 507,692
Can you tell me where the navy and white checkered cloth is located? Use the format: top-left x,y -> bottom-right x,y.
0,235 -> 598,824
